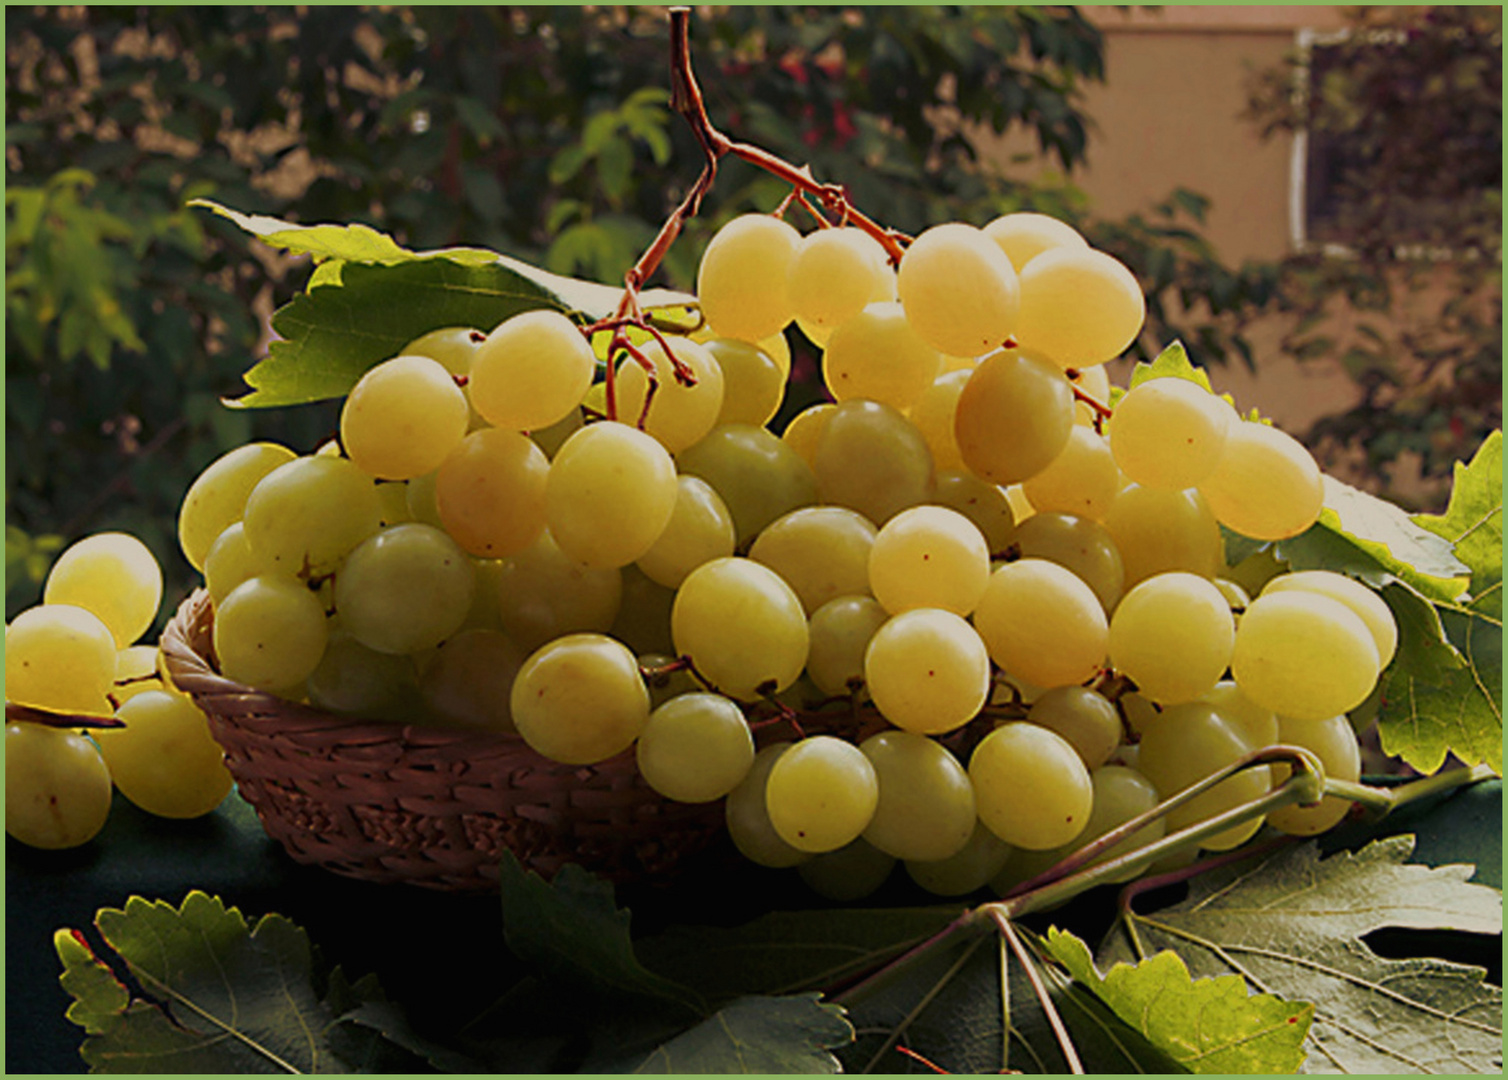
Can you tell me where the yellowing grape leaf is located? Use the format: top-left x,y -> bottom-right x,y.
632,994 -> 851,1074
1414,430 -> 1502,619
55,892 -> 412,1073
191,199 -> 693,409
1098,837 -> 1503,1074
1042,928 -> 1311,1074
1127,339 -> 1215,392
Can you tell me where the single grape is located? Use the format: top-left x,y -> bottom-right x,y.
5,604 -> 118,715
1199,680 -> 1279,750
43,532 -> 163,649
213,575 -> 330,691
969,722 -> 1093,850
972,558 -> 1108,690
340,354 -> 470,480
811,399 -> 935,526
788,226 -> 894,336
703,338 -> 786,428
822,301 -> 942,411
1013,512 -> 1125,612
468,309 -> 596,432
545,421 -> 679,569
677,424 -> 820,545
613,336 -> 726,453
1108,377 -> 1234,490
905,819 -> 1015,897
1021,426 -> 1121,521
725,743 -> 811,868
509,633 -> 650,765
1197,420 -> 1325,541
747,506 -> 877,616
399,326 -> 483,378
1026,685 -> 1122,770
636,475 -> 737,589
1103,483 -> 1223,588
1136,701 -> 1270,851
1266,713 -> 1362,836
954,347 -> 1075,485
868,505 -> 990,617
864,608 -> 991,735
1260,570 -> 1397,667
417,628 -> 527,733
5,721 -> 113,849
497,529 -> 623,652
307,634 -> 421,721
859,730 -> 976,861
1014,246 -> 1145,368
96,690 -> 234,819
798,838 -> 897,902
634,692 -> 754,803
982,211 -> 1088,270
696,213 -> 802,341
908,369 -> 973,474
931,470 -> 1018,555
608,565 -> 675,657
114,643 -> 167,704
1231,591 -> 1381,720
334,524 -> 475,655
671,557 -> 809,700
177,442 -> 296,571
805,595 -> 889,698
1108,572 -> 1235,704
765,735 -> 880,853
779,403 -> 836,468
241,455 -> 384,579
897,222 -> 1020,358
405,469 -> 444,530
435,427 -> 550,558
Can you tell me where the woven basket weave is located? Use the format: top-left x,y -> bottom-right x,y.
159,589 -> 725,891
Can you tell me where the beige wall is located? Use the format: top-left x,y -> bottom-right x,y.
978,7 -> 1452,503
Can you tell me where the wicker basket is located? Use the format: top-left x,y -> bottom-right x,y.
159,589 -> 725,891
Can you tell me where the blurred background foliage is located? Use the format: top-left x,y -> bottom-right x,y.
5,5 -> 1500,620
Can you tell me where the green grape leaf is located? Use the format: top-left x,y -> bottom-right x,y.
191,199 -> 694,408
54,892 -> 409,1073
1127,339 -> 1214,392
1379,581 -> 1503,774
497,851 -> 705,1015
1098,837 -> 1503,1075
632,994 -> 851,1074
641,906 -> 1184,1074
1278,476 -> 1470,601
1413,430 -> 1502,618
1042,928 -> 1311,1074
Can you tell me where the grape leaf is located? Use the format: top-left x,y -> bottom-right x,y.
1413,430 -> 1502,618
190,198 -> 694,409
632,994 -> 851,1074
1127,340 -> 1214,392
1278,476 -> 1470,601
1042,928 -> 1311,1073
641,905 -> 1184,1073
497,850 -> 706,1015
55,891 -> 407,1073
1380,581 -> 1503,774
1098,837 -> 1503,1074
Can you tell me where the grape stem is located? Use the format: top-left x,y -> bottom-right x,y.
5,702 -> 125,729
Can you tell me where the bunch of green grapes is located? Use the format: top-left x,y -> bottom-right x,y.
170,205 -> 1386,904
6,532 -> 234,849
